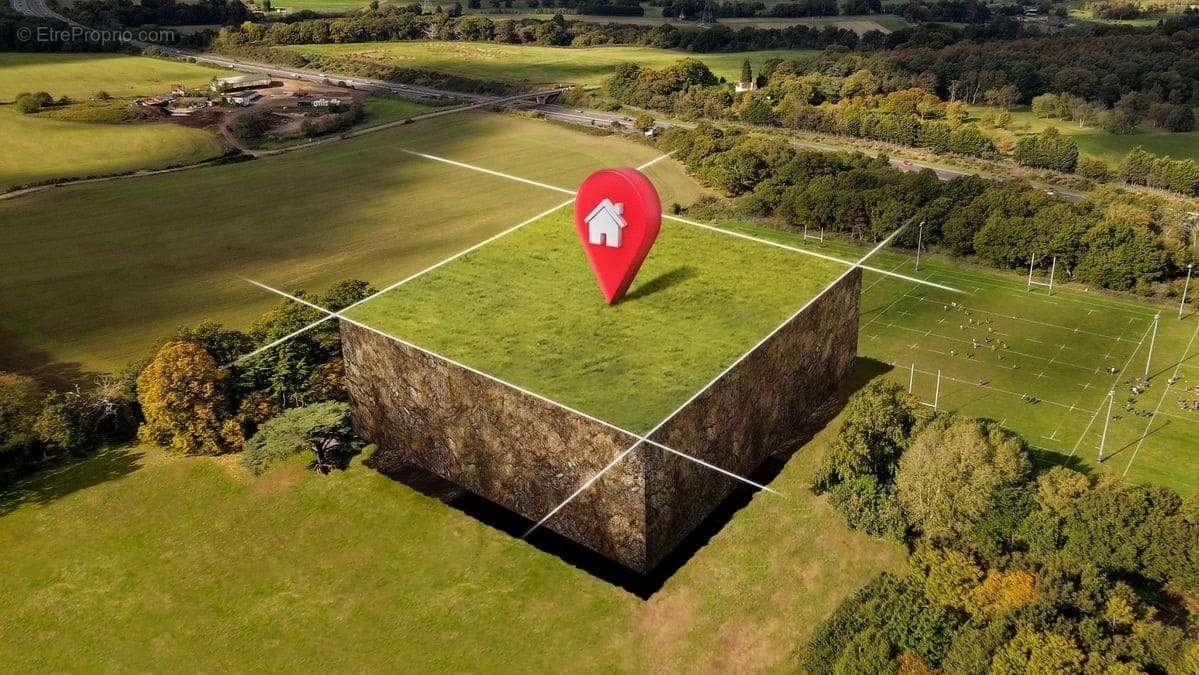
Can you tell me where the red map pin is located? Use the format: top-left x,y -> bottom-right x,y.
573,167 -> 662,305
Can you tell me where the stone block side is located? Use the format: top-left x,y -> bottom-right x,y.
643,268 -> 862,569
341,322 -> 648,569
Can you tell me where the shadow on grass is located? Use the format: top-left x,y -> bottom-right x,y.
620,265 -> 698,303
0,325 -> 93,389
0,446 -> 143,518
374,356 -> 893,599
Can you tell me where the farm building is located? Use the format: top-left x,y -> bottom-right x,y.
224,91 -> 263,106
211,74 -> 273,92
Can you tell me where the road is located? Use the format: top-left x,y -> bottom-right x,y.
9,0 -> 1084,201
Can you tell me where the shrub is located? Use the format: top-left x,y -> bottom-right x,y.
14,91 -> 53,114
241,401 -> 355,475
1075,156 -> 1112,182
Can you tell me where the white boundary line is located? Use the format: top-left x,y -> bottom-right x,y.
660,214 -> 963,295
233,151 -> 674,366
240,279 -> 780,522
398,149 -> 576,196
639,224 -> 908,441
1122,316 -> 1199,476
1067,319 -> 1154,458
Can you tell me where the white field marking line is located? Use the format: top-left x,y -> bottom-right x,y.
1051,316 -> 1136,439
661,214 -> 964,295
860,256 -> 911,295
233,153 -> 674,366
879,321 -> 1097,372
397,149 -> 576,195
1068,319 -> 1154,457
912,265 -> 1160,319
641,225 -> 908,443
891,361 -> 1095,414
523,443 -> 641,538
1122,316 -> 1199,476
860,271 -> 936,333
904,294 -> 1139,344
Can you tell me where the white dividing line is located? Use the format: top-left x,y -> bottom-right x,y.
1067,319 -> 1154,458
891,361 -> 1094,414
1122,316 -> 1199,476
640,224 -> 908,443
904,294 -> 1139,343
234,199 -> 574,364
398,149 -> 576,195
522,442 -> 641,538
662,214 -> 963,295
234,151 -> 676,366
240,278 -> 779,530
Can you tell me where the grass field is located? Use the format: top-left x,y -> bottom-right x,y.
0,54 -> 233,190
0,111 -> 705,377
701,223 -> 1199,495
971,105 -> 1199,166
347,209 -> 842,432
284,42 -> 818,86
0,394 -> 902,670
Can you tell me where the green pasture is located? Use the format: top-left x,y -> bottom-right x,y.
283,41 -> 818,86
347,209 -> 842,432
709,223 -> 1199,495
971,105 -> 1199,166
0,53 -> 235,190
0,111 -> 704,376
0,396 -> 902,671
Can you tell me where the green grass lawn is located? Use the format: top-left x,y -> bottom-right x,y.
284,41 -> 818,86
0,111 -> 704,376
706,223 -> 1199,495
970,105 -> 1199,166
0,404 -> 903,670
346,209 -> 842,432
0,53 -> 234,190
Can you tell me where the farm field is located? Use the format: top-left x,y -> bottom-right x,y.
0,111 -> 704,377
283,41 -> 818,86
347,209 -> 842,432
970,105 -> 1199,166
711,223 -> 1199,495
0,54 -> 234,190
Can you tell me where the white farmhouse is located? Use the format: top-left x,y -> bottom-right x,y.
585,198 -> 626,248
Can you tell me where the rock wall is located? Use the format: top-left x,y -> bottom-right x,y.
643,268 -> 861,569
341,267 -> 861,574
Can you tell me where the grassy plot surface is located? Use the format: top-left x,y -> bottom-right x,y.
0,412 -> 902,671
970,106 -> 1199,165
347,210 -> 842,432
712,222 -> 1199,495
0,54 -> 234,190
284,41 -> 817,86
0,111 -> 702,376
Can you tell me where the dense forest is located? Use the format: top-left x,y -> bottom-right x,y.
803,379 -> 1199,673
657,124 -> 1193,295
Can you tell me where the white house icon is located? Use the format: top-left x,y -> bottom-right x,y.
585,198 -> 626,248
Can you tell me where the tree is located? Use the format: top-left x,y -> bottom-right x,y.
1013,128 -> 1078,173
0,372 -> 43,458
241,401 -> 356,475
136,341 -> 241,455
816,378 -> 919,489
14,91 -> 52,114
895,416 -> 1031,542
34,391 -> 94,456
633,112 -> 655,132
740,58 -> 751,85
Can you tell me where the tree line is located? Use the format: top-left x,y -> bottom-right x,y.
610,58 -> 1199,197
0,280 -> 374,481
657,124 -> 1192,295
67,0 -> 248,29
802,378 -> 1199,672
